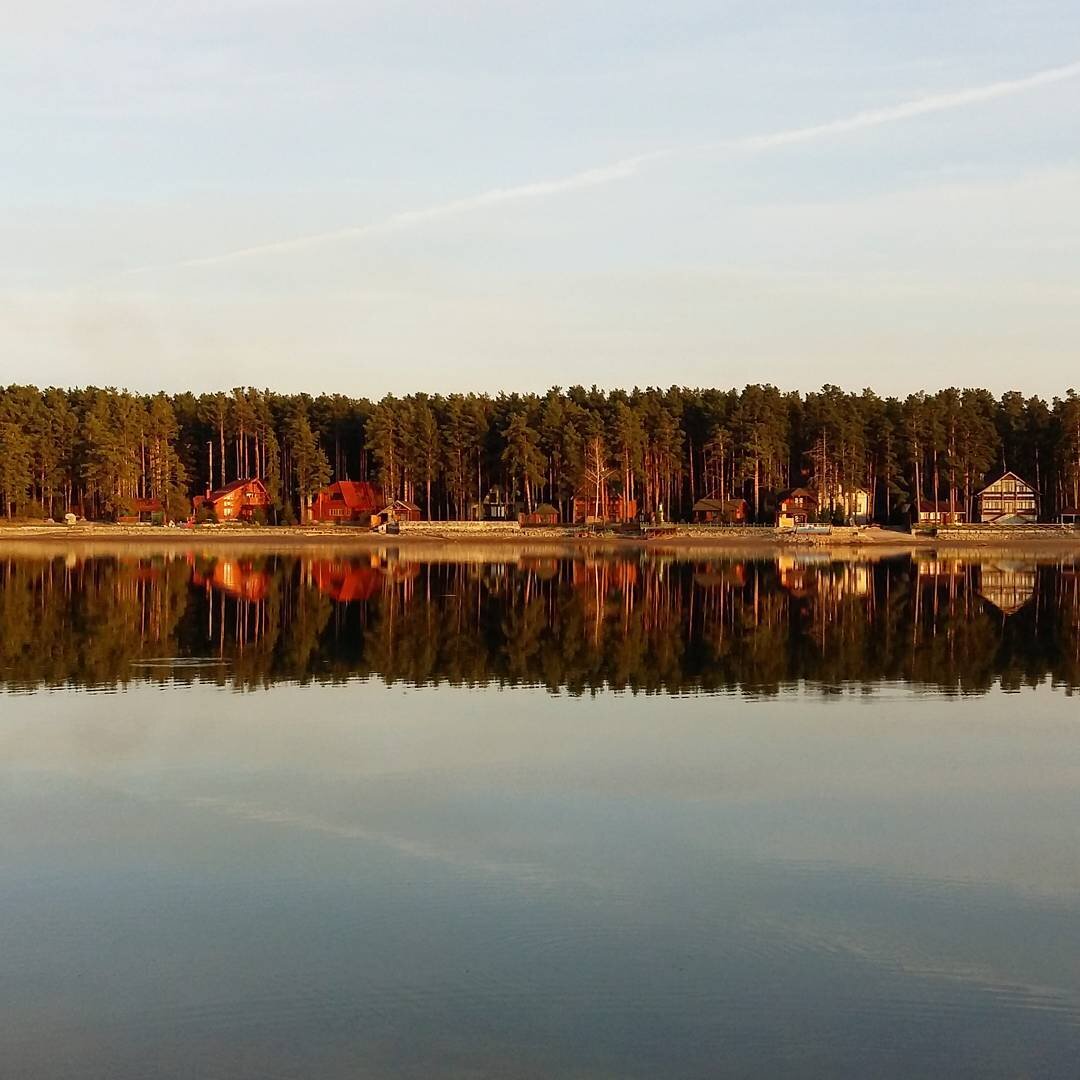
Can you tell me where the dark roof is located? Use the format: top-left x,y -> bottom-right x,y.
531,503 -> 559,515
694,497 -> 746,511
778,487 -> 817,505
132,497 -> 163,512
207,478 -> 266,500
917,499 -> 964,513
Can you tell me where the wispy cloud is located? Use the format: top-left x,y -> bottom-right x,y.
729,60 -> 1080,151
137,60 -> 1080,271
131,151 -> 668,271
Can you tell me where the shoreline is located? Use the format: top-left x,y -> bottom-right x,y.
1,523 -> 1079,557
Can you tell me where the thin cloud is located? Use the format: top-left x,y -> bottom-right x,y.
729,59 -> 1080,151
132,151 -> 669,271
138,60 -> 1080,271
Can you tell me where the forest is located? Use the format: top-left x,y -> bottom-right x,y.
1,382 -> 1080,522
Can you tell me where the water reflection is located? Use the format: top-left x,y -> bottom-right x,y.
1,547 -> 1079,694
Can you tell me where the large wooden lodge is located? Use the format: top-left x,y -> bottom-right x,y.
976,472 -> 1038,524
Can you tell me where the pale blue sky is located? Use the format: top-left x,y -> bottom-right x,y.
3,1 -> 1079,397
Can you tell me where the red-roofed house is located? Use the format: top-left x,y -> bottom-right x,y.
193,478 -> 270,522
310,481 -> 384,524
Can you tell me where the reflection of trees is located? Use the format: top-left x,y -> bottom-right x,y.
0,553 -> 1079,695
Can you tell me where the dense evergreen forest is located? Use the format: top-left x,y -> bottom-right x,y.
2,383 -> 1080,522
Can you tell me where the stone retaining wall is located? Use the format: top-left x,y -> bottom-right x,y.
398,520 -> 525,536
934,525 -> 1078,539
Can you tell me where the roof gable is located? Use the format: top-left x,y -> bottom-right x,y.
976,471 -> 1037,496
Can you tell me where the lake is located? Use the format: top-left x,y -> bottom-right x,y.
1,545 -> 1078,1078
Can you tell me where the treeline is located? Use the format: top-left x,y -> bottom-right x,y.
2,383 -> 1080,521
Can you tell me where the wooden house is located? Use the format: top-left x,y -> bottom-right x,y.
572,492 -> 638,525
471,487 -> 519,521
521,502 -> 560,526
373,499 -> 422,526
692,497 -> 748,524
834,487 -> 871,525
118,497 -> 164,525
1061,507 -> 1080,526
775,488 -> 817,528
193,478 -> 270,522
976,472 -> 1038,524
916,499 -> 967,525
309,481 -> 383,524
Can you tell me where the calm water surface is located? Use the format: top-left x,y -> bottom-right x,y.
1,546 -> 1078,1078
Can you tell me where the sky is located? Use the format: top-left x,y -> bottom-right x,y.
3,0 -> 1079,398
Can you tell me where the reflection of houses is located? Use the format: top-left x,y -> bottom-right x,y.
692,497 -> 748,524
572,559 -> 638,591
572,491 -> 638,525
977,472 -> 1038,524
776,488 -> 817,528
977,562 -> 1036,615
194,478 -> 270,522
693,562 -> 747,589
193,559 -> 270,601
310,559 -> 382,602
521,503 -> 560,526
777,555 -> 816,597
915,499 -> 967,525
917,557 -> 966,578
309,481 -> 383,524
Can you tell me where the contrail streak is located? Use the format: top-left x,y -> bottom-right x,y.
139,151 -> 669,270
139,61 -> 1080,271
727,59 -> 1080,151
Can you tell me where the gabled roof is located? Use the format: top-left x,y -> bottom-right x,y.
694,497 -> 745,511
531,503 -> 559,515
324,480 -> 382,510
207,477 -> 267,501
976,471 -> 1038,496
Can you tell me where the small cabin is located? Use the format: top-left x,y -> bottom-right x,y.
194,478 -> 270,522
521,503 -> 560,526
976,472 -> 1038,524
916,499 -> 967,525
310,481 -> 383,524
833,487 -> 871,525
471,487 -> 516,521
776,488 -> 817,528
692,497 -> 748,524
373,499 -> 422,526
572,492 -> 638,525
118,497 -> 165,525
1061,507 -> 1080,526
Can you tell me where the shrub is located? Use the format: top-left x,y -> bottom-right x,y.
194,506 -> 217,525
166,492 -> 191,522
